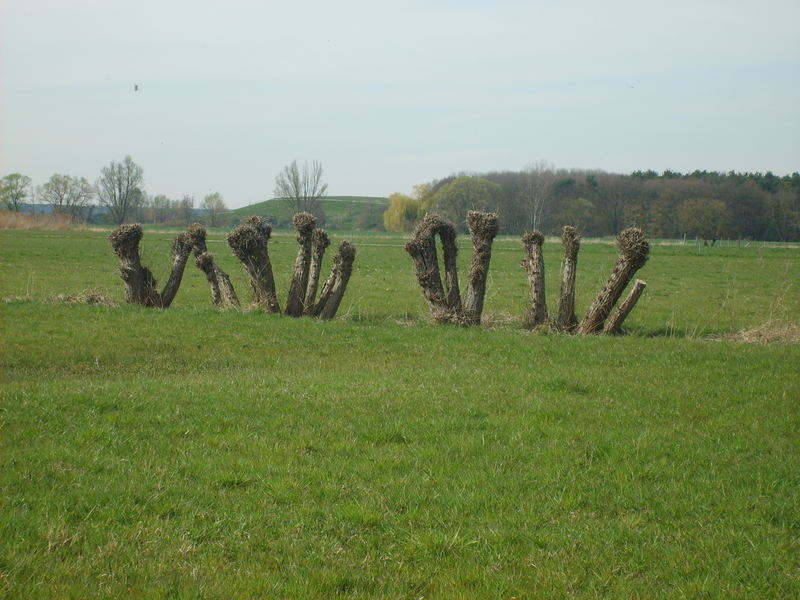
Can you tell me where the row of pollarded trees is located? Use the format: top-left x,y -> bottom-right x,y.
109,212 -> 355,319
110,209 -> 649,333
405,211 -> 650,334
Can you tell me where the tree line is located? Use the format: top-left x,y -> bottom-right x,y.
0,156 -> 228,226
384,165 -> 800,242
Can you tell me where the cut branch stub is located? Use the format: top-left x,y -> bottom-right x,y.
556,226 -> 581,331
404,213 -> 461,323
285,212 -> 317,317
303,228 -> 330,315
578,227 -> 650,335
521,230 -> 547,329
227,216 -> 280,313
188,223 -> 239,309
462,211 -> 498,325
109,224 -> 192,308
603,279 -> 647,335
314,240 -> 356,320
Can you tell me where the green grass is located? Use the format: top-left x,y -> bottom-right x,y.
225,196 -> 388,231
1,228 -> 799,598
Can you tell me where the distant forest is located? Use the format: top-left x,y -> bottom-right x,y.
418,168 -> 800,242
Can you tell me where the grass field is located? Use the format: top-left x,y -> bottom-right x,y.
1,227 -> 799,598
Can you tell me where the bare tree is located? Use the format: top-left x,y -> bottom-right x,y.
521,160 -> 555,231
96,156 -> 145,224
274,160 -> 328,216
0,173 -> 31,211
201,192 -> 227,227
38,174 -> 94,218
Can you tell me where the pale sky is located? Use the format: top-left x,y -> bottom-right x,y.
1,0 -> 798,209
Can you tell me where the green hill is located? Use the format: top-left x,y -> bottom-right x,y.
225,196 -> 388,231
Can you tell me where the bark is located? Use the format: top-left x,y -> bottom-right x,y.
227,216 -> 280,312
603,279 -> 647,335
285,212 -> 317,317
578,227 -> 650,335
109,224 -> 192,308
314,240 -> 356,320
159,232 -> 193,308
556,226 -> 581,331
187,223 -> 239,308
521,230 -> 547,329
404,214 -> 461,323
303,228 -> 330,315
462,211 -> 498,325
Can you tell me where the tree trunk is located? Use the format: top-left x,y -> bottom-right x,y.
285,212 -> 317,317
303,228 -> 330,315
556,226 -> 581,331
314,240 -> 356,320
603,279 -> 647,335
188,223 -> 240,308
578,228 -> 650,335
521,230 -> 547,329
159,232 -> 193,307
404,214 -> 461,323
462,212 -> 498,325
109,224 -> 192,308
227,216 -> 280,312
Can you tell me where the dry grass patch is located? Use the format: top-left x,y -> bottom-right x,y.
716,321 -> 800,344
0,211 -> 73,230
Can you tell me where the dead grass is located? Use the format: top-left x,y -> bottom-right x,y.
0,211 -> 73,230
715,321 -> 800,344
51,289 -> 117,307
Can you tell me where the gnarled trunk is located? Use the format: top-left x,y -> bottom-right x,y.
187,223 -> 239,309
603,279 -> 647,335
109,224 -> 192,308
556,226 -> 580,331
227,216 -> 280,313
578,228 -> 650,335
303,228 -> 330,315
314,240 -> 356,320
462,211 -> 498,325
285,212 -> 316,317
405,214 -> 461,323
521,230 -> 547,329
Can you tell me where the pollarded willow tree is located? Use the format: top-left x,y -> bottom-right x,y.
520,225 -> 650,335
109,224 -> 193,308
405,211 -> 498,325
109,214 -> 355,320
227,212 -> 356,320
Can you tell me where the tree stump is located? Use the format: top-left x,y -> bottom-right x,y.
462,211 -> 498,325
578,228 -> 649,335
521,230 -> 547,329
109,224 -> 192,308
227,216 -> 280,312
313,240 -> 356,320
603,279 -> 647,334
285,212 -> 317,317
303,228 -> 331,316
556,226 -> 581,331
187,223 -> 239,309
405,214 -> 462,323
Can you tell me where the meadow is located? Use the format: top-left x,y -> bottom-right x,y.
1,227 -> 798,598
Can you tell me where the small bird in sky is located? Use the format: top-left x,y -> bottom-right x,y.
134,84 -> 139,92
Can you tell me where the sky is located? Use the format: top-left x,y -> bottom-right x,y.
1,0 -> 798,209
